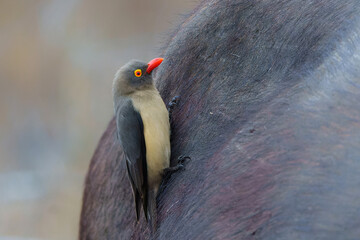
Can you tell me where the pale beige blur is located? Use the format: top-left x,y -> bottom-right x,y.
0,0 -> 197,239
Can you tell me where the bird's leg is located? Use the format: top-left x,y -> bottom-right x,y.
167,96 -> 180,121
163,155 -> 191,175
159,156 -> 191,193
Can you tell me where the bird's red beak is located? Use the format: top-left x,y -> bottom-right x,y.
146,58 -> 164,74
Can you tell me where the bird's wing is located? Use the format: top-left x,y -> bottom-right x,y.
115,98 -> 148,221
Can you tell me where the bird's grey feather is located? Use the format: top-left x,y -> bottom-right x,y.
115,97 -> 148,221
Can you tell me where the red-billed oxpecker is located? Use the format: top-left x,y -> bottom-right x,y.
112,58 -> 170,225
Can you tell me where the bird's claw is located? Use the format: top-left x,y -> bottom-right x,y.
175,164 -> 184,170
168,96 -> 180,109
163,164 -> 183,175
163,155 -> 190,176
168,96 -> 180,122
177,155 -> 191,165
167,96 -> 180,118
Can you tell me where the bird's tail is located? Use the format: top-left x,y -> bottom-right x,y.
147,189 -> 157,231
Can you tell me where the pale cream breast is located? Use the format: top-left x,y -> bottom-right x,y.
131,88 -> 170,191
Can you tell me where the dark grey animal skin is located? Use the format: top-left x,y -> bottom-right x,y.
80,0 -> 360,239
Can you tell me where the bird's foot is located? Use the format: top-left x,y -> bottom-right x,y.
167,96 -> 180,120
160,155 -> 191,193
177,155 -> 191,165
163,155 -> 191,175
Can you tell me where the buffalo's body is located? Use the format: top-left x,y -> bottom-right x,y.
80,0 -> 360,239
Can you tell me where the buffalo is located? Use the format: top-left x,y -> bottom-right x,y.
80,0 -> 360,239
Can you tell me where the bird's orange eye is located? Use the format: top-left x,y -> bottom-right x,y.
134,69 -> 142,77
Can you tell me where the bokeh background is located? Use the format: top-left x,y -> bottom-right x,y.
0,0 -> 197,239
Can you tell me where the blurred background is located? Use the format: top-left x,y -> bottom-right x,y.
0,0 -> 197,239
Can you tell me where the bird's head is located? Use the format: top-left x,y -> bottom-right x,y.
113,58 -> 163,96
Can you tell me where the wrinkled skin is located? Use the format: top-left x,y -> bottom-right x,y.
80,0 -> 360,239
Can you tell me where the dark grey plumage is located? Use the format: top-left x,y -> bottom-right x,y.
115,98 -> 148,221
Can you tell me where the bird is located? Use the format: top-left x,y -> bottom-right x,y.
112,58 -> 171,225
